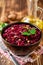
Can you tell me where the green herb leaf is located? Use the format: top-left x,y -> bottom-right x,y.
2,23 -> 8,28
0,25 -> 3,32
22,28 -> 36,36
29,28 -> 36,34
22,32 -> 31,36
0,23 -> 8,32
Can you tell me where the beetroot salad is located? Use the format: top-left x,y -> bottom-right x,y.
3,24 -> 41,46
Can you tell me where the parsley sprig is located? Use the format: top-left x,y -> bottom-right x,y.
22,28 -> 36,36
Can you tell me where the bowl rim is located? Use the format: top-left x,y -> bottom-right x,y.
1,22 -> 42,47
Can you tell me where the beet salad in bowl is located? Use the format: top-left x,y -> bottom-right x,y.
1,22 -> 42,55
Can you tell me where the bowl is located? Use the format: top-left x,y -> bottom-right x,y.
1,22 -> 42,56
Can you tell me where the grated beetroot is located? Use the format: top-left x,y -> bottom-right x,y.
3,24 -> 41,46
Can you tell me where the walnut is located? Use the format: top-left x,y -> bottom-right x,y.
8,11 -> 17,21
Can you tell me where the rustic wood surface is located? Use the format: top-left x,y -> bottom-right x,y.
0,0 -> 43,65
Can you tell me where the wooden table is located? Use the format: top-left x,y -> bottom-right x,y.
0,0 -> 43,65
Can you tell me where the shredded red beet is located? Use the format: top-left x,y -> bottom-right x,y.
3,24 -> 41,46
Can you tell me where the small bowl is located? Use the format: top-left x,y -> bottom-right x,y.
1,22 -> 42,56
